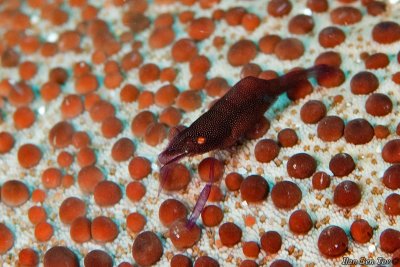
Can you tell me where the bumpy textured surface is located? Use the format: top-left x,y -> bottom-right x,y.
0,0 -> 400,266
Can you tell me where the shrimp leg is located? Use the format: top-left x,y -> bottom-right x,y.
187,160 -> 215,229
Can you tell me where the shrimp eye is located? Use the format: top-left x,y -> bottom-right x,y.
196,136 -> 206,144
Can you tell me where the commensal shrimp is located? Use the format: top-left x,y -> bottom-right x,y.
158,64 -> 335,227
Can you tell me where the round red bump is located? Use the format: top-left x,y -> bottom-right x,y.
43,246 -> 78,267
384,193 -> 400,216
159,198 -> 188,227
219,222 -> 242,247
126,212 -> 146,233
132,231 -> 163,266
329,153 -> 355,177
227,39 -> 257,67
111,137 -> 135,162
333,180 -> 361,208
76,147 -> 96,167
267,0 -> 292,17
240,175 -> 269,203
171,38 -> 198,62
312,171 -> 331,190
225,172 -> 243,191
169,219 -> 201,249
84,250 -> 113,267
59,197 -> 86,224
307,0 -> 328,12
287,153 -> 317,179
288,15 -> 314,34
317,116 -> 344,142
70,217 -> 91,243
259,35 -> 281,54
271,181 -> 302,210
131,111 -> 156,137
382,165 -> 400,190
289,210 -> 313,234
224,7 -> 246,26
188,17 -> 215,41
91,216 -> 119,243
94,180 -> 122,207
0,132 -> 15,154
198,157 -> 224,182
372,21 -> 400,44
1,180 -> 29,207
126,181 -> 146,202
380,228 -> 400,253
18,248 -> 39,267
49,121 -> 74,148
128,156 -> 151,180
318,225 -> 348,257
330,6 -> 362,25
344,118 -> 374,145
34,221 -> 53,242
260,231 -> 282,254
201,205 -> 223,227
41,167 -> 62,189
277,128 -> 298,147
300,100 -> 326,124
77,165 -> 105,194
254,139 -> 280,163
350,219 -> 373,244
171,254 -> 192,267
0,223 -> 14,254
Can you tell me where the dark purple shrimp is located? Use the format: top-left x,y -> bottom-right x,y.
158,64 -> 336,226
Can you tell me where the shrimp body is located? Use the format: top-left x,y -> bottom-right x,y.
158,64 -> 335,227
158,64 -> 333,165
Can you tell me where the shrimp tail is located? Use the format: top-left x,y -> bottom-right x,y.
187,160 -> 215,229
274,64 -> 336,95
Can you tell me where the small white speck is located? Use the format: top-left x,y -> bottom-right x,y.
368,244 -> 376,253
38,106 -> 46,115
302,8 -> 312,16
31,16 -> 39,24
47,33 -> 58,42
